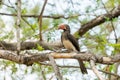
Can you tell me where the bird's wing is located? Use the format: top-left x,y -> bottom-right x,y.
67,33 -> 80,51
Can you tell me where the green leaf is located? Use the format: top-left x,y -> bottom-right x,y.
109,65 -> 115,72
37,44 -> 44,51
32,23 -> 37,30
22,8 -> 27,14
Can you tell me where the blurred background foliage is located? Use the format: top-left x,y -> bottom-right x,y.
0,0 -> 120,80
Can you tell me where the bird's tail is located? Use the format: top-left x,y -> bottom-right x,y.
77,59 -> 87,74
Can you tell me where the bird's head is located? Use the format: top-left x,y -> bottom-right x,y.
58,24 -> 70,33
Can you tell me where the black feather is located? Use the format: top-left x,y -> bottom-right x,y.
67,33 -> 80,51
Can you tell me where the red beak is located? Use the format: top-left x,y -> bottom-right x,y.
58,24 -> 66,30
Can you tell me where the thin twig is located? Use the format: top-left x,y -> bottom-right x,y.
21,17 -> 35,32
101,0 -> 110,14
2,2 -> 15,10
38,0 -> 48,41
7,0 -> 17,12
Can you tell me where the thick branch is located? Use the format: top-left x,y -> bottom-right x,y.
0,50 -> 120,65
79,5 -> 120,36
0,41 -> 63,51
0,50 -> 120,79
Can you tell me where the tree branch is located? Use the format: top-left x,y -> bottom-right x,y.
0,50 -> 120,79
48,55 -> 63,80
0,12 -> 83,19
16,0 -> 21,54
90,59 -> 105,80
38,0 -> 48,41
0,41 -> 63,51
0,50 -> 120,65
78,5 -> 120,36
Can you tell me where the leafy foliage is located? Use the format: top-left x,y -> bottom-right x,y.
0,0 -> 120,80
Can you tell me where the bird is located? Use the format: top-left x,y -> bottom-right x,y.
58,24 -> 87,74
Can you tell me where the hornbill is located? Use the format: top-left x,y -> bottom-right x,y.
58,24 -> 87,74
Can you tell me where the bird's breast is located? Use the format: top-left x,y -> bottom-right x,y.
62,39 -> 77,51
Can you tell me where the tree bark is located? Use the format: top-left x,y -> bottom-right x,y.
0,50 -> 120,65
0,41 -> 63,51
78,5 -> 120,36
